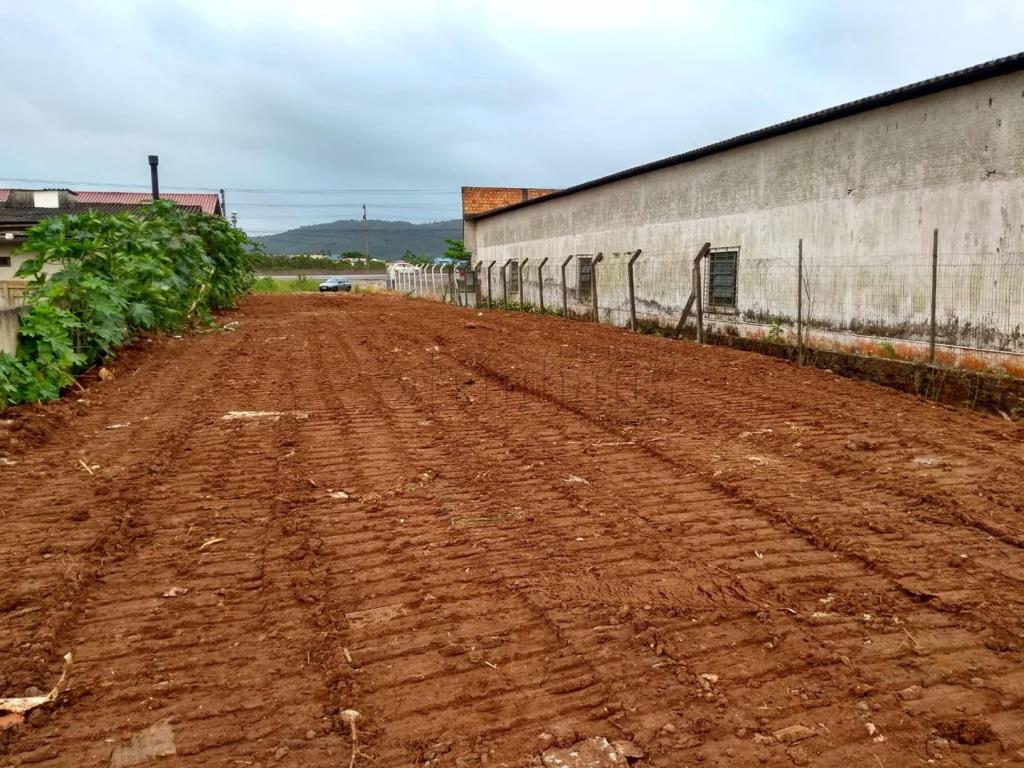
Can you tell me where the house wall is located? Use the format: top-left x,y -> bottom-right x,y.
467,70 -> 1024,360
0,242 -> 58,285
462,187 -> 559,218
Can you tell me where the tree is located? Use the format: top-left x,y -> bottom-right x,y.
444,239 -> 468,262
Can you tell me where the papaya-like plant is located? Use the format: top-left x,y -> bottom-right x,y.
0,201 -> 256,407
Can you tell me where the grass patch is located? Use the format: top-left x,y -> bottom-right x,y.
252,276 -> 320,294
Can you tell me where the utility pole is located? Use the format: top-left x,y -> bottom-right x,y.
363,204 -> 370,259
148,155 -> 160,200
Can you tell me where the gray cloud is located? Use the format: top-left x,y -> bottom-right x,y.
1,1 -> 1022,234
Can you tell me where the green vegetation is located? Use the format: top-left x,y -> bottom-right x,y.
481,298 -> 564,318
252,276 -> 320,293
876,341 -> 898,359
0,201 -> 256,407
400,239 -> 468,267
252,218 -> 462,259
444,238 -> 469,262
256,252 -> 386,271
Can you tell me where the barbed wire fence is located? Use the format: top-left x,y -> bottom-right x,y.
401,234 -> 1024,375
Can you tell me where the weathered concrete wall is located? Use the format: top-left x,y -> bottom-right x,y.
469,70 -> 1024,365
0,306 -> 20,355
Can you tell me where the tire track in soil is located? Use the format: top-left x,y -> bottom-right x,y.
2,307 -> 352,765
291,307 -> 615,765
400,301 -> 1024,642
3,294 -> 1023,768
0,323 -> 254,704
332,297 -> 1024,766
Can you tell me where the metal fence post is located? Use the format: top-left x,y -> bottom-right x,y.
561,255 -> 573,316
627,249 -> 642,330
538,257 -> 549,312
930,228 -> 938,365
796,239 -> 804,365
520,258 -> 529,305
591,252 -> 604,323
501,261 -> 508,304
487,261 -> 495,307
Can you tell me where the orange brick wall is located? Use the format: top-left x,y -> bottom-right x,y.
462,187 -> 558,217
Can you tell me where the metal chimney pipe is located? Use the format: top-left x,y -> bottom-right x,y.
148,155 -> 160,200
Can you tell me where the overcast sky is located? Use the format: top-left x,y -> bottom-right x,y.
2,1 -> 1023,235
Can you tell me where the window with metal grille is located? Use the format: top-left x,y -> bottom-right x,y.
508,260 -> 519,293
706,249 -> 738,310
577,256 -> 593,297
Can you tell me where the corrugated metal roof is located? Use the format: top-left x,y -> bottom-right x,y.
469,50 -> 1024,222
0,202 -> 202,228
0,189 -> 221,216
73,192 -> 221,216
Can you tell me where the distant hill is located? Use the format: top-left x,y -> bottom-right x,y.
251,218 -> 463,260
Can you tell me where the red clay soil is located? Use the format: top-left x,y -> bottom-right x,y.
1,293 -> 1023,768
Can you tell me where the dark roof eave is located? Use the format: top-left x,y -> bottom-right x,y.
468,50 -> 1024,222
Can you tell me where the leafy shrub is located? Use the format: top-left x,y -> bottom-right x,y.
0,201 -> 256,407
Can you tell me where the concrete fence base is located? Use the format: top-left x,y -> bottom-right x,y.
0,306 -> 21,356
694,329 -> 1024,419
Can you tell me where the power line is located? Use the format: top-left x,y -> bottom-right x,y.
243,226 -> 463,231
229,202 -> 458,209
0,176 -> 457,194
241,215 -> 459,221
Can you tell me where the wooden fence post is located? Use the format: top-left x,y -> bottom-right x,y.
591,253 -> 604,323
627,249 -> 642,330
796,239 -> 804,365
674,243 -> 711,336
930,229 -> 938,365
693,253 -> 705,343
561,255 -> 574,316
538,257 -> 548,312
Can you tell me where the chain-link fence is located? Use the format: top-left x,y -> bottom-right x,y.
391,265 -> 476,306
404,239 -> 1024,375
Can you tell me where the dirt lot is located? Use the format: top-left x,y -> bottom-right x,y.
2,293 -> 1023,767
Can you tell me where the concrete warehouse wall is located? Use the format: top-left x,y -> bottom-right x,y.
466,69 -> 1024,362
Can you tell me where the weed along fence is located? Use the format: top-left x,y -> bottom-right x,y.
402,232 -> 1024,381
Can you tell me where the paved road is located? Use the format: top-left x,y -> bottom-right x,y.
258,272 -> 387,284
